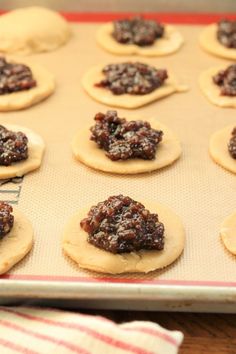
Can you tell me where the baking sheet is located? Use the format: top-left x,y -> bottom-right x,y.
0,22 -> 235,309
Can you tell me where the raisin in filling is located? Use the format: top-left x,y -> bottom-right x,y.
217,19 -> 236,48
0,56 -> 36,95
95,62 -> 168,95
0,125 -> 28,166
0,202 -> 14,239
113,17 -> 164,46
80,195 -> 165,254
213,64 -> 236,96
90,110 -> 163,161
228,127 -> 236,159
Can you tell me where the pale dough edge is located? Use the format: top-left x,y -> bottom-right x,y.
0,208 -> 33,275
0,124 -> 45,179
220,211 -> 236,255
209,124 -> 236,174
96,22 -> 184,56
71,118 -> 182,174
0,57 -> 55,111
199,24 -> 236,60
82,64 -> 188,109
62,201 -> 185,274
199,65 -> 236,108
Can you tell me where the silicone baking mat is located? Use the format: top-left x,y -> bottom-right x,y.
0,17 -> 235,288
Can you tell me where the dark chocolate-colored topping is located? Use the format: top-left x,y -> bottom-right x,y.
0,56 -> 36,95
95,62 -> 168,95
0,202 -> 14,239
90,110 -> 163,161
213,64 -> 236,96
0,125 -> 28,166
217,19 -> 236,48
80,195 -> 165,254
228,127 -> 236,159
113,17 -> 164,46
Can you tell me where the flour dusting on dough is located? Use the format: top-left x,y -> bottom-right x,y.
0,124 -> 45,178
96,22 -> 184,56
0,57 -> 55,111
62,201 -> 185,274
82,64 -> 188,109
199,65 -> 236,108
199,24 -> 236,60
72,118 -> 182,174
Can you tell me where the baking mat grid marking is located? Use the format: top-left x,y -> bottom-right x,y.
0,177 -> 24,205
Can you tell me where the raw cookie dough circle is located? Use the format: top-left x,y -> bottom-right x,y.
0,124 -> 45,179
199,65 -> 236,108
199,24 -> 236,60
62,201 -> 185,274
0,57 -> 55,111
96,22 -> 184,56
82,64 -> 188,109
209,124 -> 236,174
72,119 -> 181,174
220,211 -> 236,255
0,208 -> 33,274
0,6 -> 71,55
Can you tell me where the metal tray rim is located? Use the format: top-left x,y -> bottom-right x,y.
1,279 -> 236,303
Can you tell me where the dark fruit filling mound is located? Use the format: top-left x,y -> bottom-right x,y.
80,195 -> 165,254
217,19 -> 236,48
90,110 -> 163,161
0,56 -> 36,95
0,125 -> 28,166
95,62 -> 168,95
113,17 -> 164,46
213,64 -> 236,96
0,202 -> 14,239
228,127 -> 236,159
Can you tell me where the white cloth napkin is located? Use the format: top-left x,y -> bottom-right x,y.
0,306 -> 183,353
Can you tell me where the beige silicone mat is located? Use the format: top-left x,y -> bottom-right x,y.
0,23 -> 235,284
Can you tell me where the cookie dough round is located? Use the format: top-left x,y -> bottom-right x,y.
199,24 -> 236,60
82,64 -> 188,109
0,57 -> 56,112
0,57 -> 55,111
0,208 -> 33,274
209,124 -> 236,174
220,211 -> 236,255
199,65 -> 236,108
0,7 -> 71,55
72,118 -> 181,174
62,201 -> 185,274
0,124 -> 45,179
96,22 -> 184,56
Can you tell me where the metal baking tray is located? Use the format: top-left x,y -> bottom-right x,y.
0,6 -> 236,312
